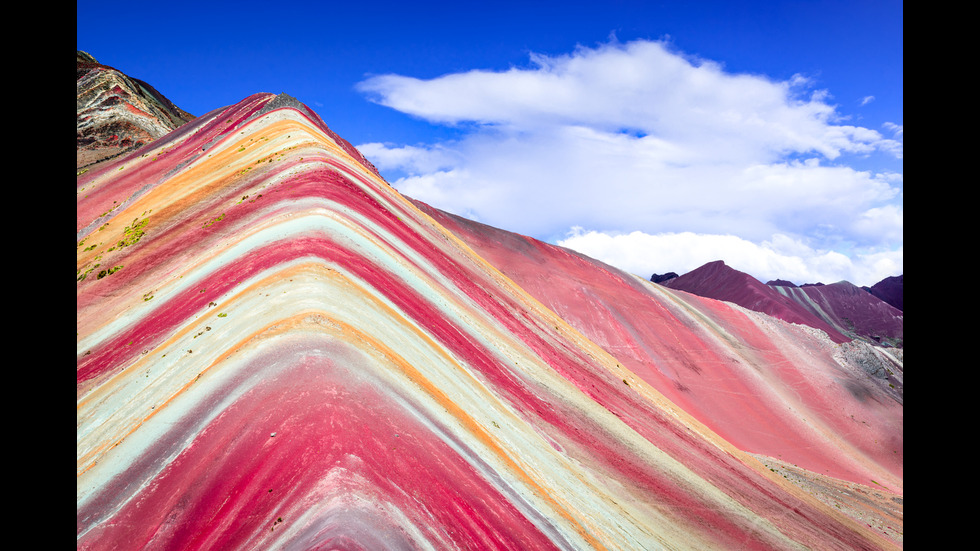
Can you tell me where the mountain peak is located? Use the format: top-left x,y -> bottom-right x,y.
867,274 -> 903,311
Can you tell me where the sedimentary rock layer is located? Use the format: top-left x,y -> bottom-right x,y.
78,93 -> 901,550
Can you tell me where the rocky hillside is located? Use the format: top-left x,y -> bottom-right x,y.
76,50 -> 196,172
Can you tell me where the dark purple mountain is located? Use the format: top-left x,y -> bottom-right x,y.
865,275 -> 903,311
662,261 -> 903,347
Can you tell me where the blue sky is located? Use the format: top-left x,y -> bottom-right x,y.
78,0 -> 902,286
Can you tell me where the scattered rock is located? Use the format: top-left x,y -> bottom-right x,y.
650,272 -> 678,284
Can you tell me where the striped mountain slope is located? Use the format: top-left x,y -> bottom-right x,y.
78,92 -> 902,550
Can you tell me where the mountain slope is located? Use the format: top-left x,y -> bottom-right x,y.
78,92 -> 901,549
865,275 -> 903,312
770,281 -> 903,347
411,202 -> 902,483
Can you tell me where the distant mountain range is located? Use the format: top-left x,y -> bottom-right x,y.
655,260 -> 902,347
77,51 -> 903,550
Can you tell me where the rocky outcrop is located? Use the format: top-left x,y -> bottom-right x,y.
650,271 -> 678,283
76,50 -> 195,171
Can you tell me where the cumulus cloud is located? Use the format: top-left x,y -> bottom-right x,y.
358,40 -> 897,161
356,142 -> 461,175
877,122 -> 903,159
355,38 -> 903,285
557,229 -> 902,287
883,122 -> 903,138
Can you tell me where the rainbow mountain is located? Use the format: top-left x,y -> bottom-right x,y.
77,78 -> 902,549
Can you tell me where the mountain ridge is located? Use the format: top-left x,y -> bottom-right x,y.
77,55 -> 903,550
660,260 -> 852,343
659,260 -> 902,347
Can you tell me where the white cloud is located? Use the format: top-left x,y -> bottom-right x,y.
358,40 -> 895,162
877,122 -> 903,159
883,122 -> 903,138
356,142 -> 460,175
557,229 -> 901,287
850,204 -> 904,244
355,38 -> 903,285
